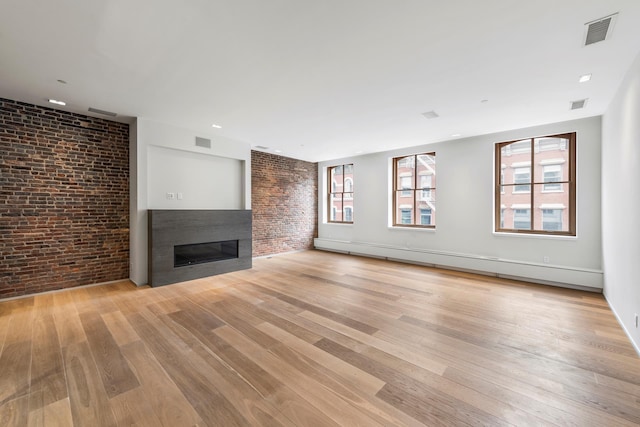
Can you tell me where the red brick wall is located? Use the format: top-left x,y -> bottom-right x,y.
1,98 -> 129,298
251,151 -> 317,257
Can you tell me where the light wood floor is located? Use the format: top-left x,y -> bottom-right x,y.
1,250 -> 640,426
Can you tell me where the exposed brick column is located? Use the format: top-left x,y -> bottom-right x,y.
0,98 -> 129,298
251,151 -> 317,257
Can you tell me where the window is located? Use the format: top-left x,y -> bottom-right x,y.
344,206 -> 353,222
400,208 -> 412,224
328,163 -> 354,223
513,167 -> 531,193
420,208 -> 432,225
542,208 -> 563,231
393,153 -> 436,227
513,208 -> 531,229
542,164 -> 562,191
495,133 -> 576,235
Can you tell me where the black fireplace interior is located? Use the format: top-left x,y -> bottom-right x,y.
174,240 -> 239,268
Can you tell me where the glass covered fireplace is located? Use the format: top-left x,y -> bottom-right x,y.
174,240 -> 239,268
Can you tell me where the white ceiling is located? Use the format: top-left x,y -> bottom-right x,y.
1,0 -> 640,162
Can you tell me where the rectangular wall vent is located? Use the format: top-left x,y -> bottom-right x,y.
421,110 -> 439,119
584,13 -> 617,46
195,137 -> 211,148
571,99 -> 588,110
88,107 -> 117,117
254,145 -> 270,150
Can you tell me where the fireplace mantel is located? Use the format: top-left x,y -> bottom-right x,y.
148,209 -> 252,287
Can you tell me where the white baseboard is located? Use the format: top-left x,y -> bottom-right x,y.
314,238 -> 603,292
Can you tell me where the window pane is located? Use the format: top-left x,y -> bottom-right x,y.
396,191 -> 415,225
344,206 -> 353,222
513,209 -> 531,230
534,186 -> 569,232
331,194 -> 343,222
534,136 -> 569,183
344,178 -> 353,192
330,166 -> 342,193
513,167 -> 531,192
542,164 -> 562,191
416,154 -> 435,177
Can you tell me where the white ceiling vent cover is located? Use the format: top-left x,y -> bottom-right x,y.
584,13 -> 617,46
422,110 -> 439,119
195,136 -> 211,148
571,99 -> 588,110
88,107 -> 117,117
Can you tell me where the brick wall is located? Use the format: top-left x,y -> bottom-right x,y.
251,151 -> 317,257
0,98 -> 129,298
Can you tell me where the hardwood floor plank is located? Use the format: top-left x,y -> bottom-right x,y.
126,311 -> 249,426
315,337 -> 504,426
63,341 -> 117,427
214,325 -> 388,427
0,395 -> 29,427
120,340 -> 203,427
100,310 -> 140,347
152,313 -> 297,427
0,341 -> 32,407
28,312 -> 67,412
27,397 -> 73,427
248,283 -> 379,335
52,291 -> 86,347
78,311 -> 140,398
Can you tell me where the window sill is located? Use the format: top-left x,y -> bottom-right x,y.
493,231 -> 576,240
389,225 -> 436,232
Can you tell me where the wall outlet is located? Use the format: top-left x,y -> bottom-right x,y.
166,192 -> 175,200
177,192 -> 183,200
543,256 -> 550,264
635,313 -> 638,328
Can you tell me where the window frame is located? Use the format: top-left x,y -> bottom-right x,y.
392,152 -> 436,228
327,163 -> 354,224
494,132 -> 576,236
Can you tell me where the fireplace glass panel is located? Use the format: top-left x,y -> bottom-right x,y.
174,240 -> 239,267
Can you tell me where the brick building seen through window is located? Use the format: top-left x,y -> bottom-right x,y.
328,164 -> 353,223
495,133 -> 576,235
393,153 -> 436,227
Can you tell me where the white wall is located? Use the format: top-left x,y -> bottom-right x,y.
602,52 -> 640,352
130,118 -> 251,285
316,117 -> 603,289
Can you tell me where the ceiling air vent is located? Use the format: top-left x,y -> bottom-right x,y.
195,136 -> 211,148
422,110 -> 439,119
570,99 -> 588,110
584,13 -> 617,46
88,107 -> 117,117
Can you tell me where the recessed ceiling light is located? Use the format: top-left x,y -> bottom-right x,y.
451,133 -> 461,137
211,124 -> 222,129
579,74 -> 592,83
356,150 -> 364,154
274,149 -> 282,153
481,99 -> 489,103
48,99 -> 66,106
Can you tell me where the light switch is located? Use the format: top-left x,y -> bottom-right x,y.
177,192 -> 183,200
